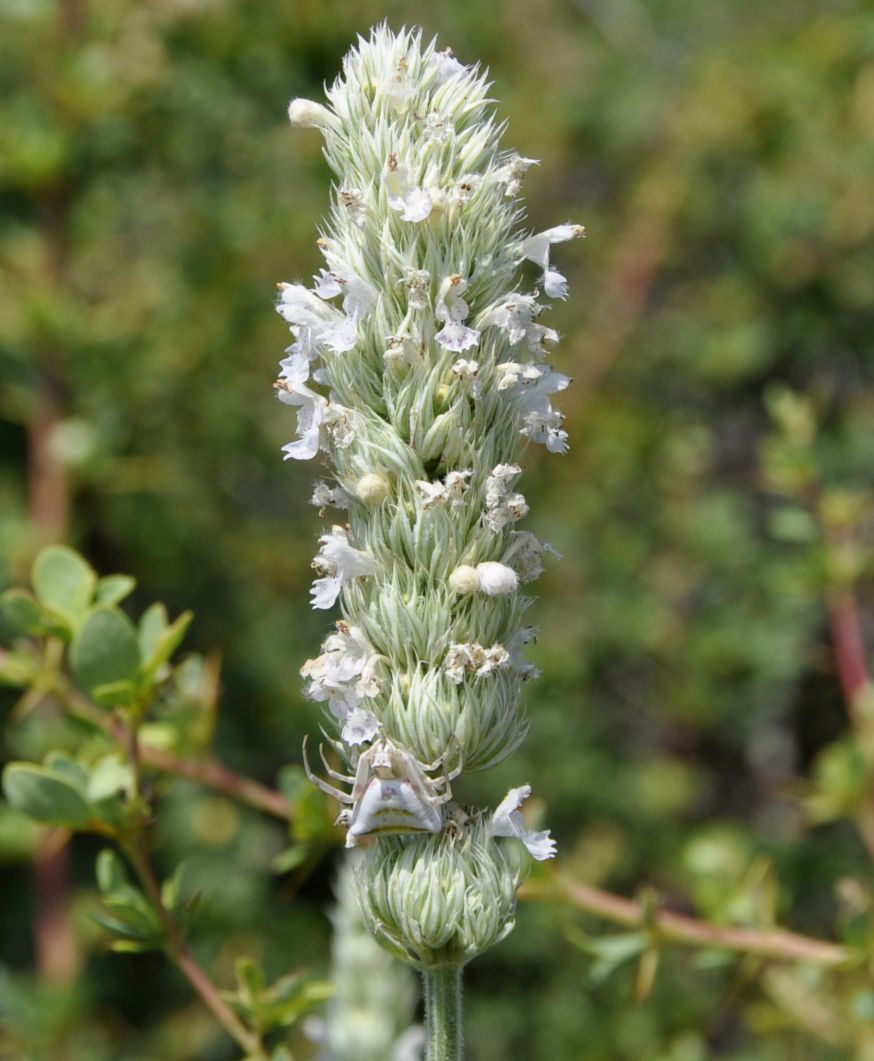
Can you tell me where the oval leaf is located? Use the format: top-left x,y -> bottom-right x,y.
2,763 -> 92,827
32,545 -> 96,625
71,607 -> 141,696
95,574 -> 136,607
1,589 -> 69,638
141,611 -> 193,684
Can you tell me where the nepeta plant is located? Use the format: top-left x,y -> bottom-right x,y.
278,26 -> 582,1056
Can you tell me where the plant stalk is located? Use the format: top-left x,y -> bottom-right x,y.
423,964 -> 464,1061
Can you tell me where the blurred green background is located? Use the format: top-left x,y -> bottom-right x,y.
2,0 -> 874,1058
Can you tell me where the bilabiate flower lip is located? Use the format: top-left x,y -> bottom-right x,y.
278,23 -> 585,971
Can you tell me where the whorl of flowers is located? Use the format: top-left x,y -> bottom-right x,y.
277,26 -> 580,967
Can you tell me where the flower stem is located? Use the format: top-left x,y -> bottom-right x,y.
423,964 -> 464,1061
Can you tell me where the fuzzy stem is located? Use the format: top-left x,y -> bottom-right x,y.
423,964 -> 464,1061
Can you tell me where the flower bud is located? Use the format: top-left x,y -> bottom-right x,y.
475,562 -> 519,596
356,473 -> 390,506
355,821 -> 520,969
288,97 -> 340,131
449,565 -> 480,595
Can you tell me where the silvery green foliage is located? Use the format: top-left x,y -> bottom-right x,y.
307,855 -> 424,1061
278,24 -> 575,967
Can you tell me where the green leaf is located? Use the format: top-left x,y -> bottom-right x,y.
95,574 -> 136,607
71,608 -> 141,696
271,843 -> 313,875
235,956 -> 265,1004
2,763 -> 92,827
0,647 -> 41,688
44,753 -> 90,793
88,755 -> 133,804
140,610 -> 194,684
0,589 -> 69,638
32,546 -> 96,626
96,848 -> 129,893
0,801 -> 44,860
138,603 -> 168,661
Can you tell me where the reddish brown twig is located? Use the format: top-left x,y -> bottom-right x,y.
521,872 -> 851,968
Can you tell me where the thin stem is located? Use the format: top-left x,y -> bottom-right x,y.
422,964 -> 464,1061
123,840 -> 266,1059
117,708 -> 267,1058
521,872 -> 851,968
139,743 -> 292,821
57,683 -> 293,822
828,589 -> 870,720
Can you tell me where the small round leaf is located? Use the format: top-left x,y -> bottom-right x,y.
71,607 -> 141,696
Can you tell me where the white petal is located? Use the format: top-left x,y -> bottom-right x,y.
490,785 -> 557,861
401,188 -> 433,222
435,321 -> 480,352
341,707 -> 381,746
310,574 -> 343,610
323,316 -> 359,353
543,267 -> 569,300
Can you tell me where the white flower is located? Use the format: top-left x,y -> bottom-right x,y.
444,643 -> 474,684
301,621 -> 383,743
385,153 -> 432,222
444,642 -> 510,684
401,268 -> 431,311
314,267 -> 378,321
507,626 -> 541,682
310,527 -> 378,610
443,470 -> 472,509
485,464 -> 522,506
322,404 -> 357,449
520,223 -> 586,300
493,154 -> 539,197
415,479 -> 447,509
382,58 -> 414,114
275,347 -> 328,461
311,481 -> 351,510
431,46 -> 466,82
451,359 -> 482,399
483,464 -> 528,531
276,282 -> 358,354
521,406 -> 569,455
503,531 -> 560,583
490,785 -> 556,861
474,562 -> 519,596
416,471 -> 471,511
503,362 -> 572,454
423,110 -> 452,144
384,334 -> 421,365
482,294 -> 558,353
435,275 -> 480,352
339,187 -> 369,227
287,98 -> 339,131
340,706 -> 381,746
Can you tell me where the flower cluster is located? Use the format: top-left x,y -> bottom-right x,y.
277,26 -> 582,969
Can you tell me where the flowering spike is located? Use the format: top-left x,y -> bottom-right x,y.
277,25 -> 584,974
